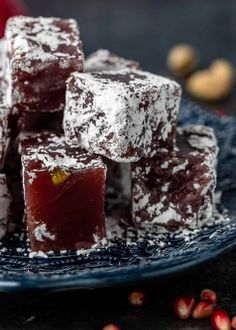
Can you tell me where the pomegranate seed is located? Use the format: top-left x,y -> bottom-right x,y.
201,288 -> 217,305
128,290 -> 145,307
103,324 -> 121,330
231,316 -> 236,329
174,296 -> 195,319
211,309 -> 231,330
192,300 -> 214,319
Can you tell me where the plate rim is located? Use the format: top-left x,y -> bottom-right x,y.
0,235 -> 235,292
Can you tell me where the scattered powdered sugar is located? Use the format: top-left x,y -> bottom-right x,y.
28,172 -> 37,185
29,251 -> 48,258
172,159 -> 189,174
162,183 -> 170,192
92,234 -> 108,247
16,247 -> 24,253
160,161 -> 169,169
34,224 -> 56,242
151,205 -> 182,224
0,192 -> 230,259
4,16 -> 84,111
0,39 -> 6,80
104,200 -> 230,247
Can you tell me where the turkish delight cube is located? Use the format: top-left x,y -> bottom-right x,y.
131,125 -> 218,229
85,49 -> 140,72
21,134 -> 106,252
4,16 -> 84,112
64,69 -> 181,162
1,38 -> 21,138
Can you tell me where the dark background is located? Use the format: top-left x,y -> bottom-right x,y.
2,0 -> 236,329
24,0 -> 236,75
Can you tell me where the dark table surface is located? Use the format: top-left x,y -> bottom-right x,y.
1,0 -> 236,329
1,251 -> 236,330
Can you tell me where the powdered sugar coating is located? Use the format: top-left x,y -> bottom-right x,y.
4,16 -> 84,112
177,125 -> 218,163
0,102 -> 10,171
131,125 -> 218,229
64,69 -> 181,162
0,39 -> 5,81
0,174 -> 12,240
85,49 -> 140,72
34,224 -> 56,242
22,133 -> 107,253
0,50 -> 10,170
21,133 -> 106,179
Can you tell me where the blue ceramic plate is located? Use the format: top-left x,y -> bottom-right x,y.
0,99 -> 236,292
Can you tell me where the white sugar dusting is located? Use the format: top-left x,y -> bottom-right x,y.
172,159 -> 189,174
177,125 -> 219,157
63,69 -> 181,162
34,224 -> 56,242
131,125 -> 218,227
0,19 -> 231,263
4,16 -> 84,110
5,16 -> 82,71
0,193 -> 230,259
21,134 -> 106,182
104,200 -> 230,247
29,251 -> 48,258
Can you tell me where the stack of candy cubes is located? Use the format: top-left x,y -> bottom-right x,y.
0,16 -> 218,252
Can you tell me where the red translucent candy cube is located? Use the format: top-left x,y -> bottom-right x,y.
4,16 -> 84,112
21,134 -> 106,252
